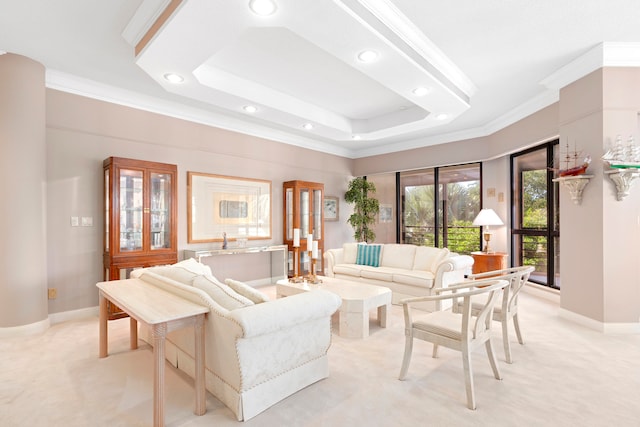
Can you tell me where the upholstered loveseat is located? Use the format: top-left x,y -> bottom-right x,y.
131,259 -> 341,421
324,243 -> 473,311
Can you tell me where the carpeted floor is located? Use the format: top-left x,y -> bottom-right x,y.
1,286 -> 639,427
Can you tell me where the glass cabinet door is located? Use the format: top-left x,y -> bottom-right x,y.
119,169 -> 143,252
286,187 -> 293,241
300,189 -> 309,239
150,172 -> 172,250
313,189 -> 322,240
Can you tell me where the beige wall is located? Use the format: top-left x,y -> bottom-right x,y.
0,54 -> 48,328
45,90 -> 354,314
2,51 -> 636,330
558,68 -> 640,324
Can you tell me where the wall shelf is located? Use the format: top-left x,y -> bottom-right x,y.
552,175 -> 593,205
604,169 -> 640,201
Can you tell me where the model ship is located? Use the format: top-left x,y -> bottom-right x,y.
602,135 -> 640,169
556,142 -> 591,177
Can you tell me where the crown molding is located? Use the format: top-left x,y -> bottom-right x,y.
541,42 -> 640,91
45,69 -> 353,158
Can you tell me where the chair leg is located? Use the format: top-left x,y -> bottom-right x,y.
485,340 -> 502,380
461,347 -> 476,410
501,319 -> 513,364
399,335 -> 413,380
432,344 -> 439,358
513,313 -> 524,345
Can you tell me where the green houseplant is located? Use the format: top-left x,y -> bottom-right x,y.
345,177 -> 380,242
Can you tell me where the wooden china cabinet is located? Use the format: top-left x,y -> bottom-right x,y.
283,180 -> 324,278
103,157 -> 178,319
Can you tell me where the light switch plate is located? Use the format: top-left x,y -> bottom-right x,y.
81,216 -> 93,227
70,216 -> 79,227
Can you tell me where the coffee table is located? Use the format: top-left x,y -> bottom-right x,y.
276,276 -> 392,338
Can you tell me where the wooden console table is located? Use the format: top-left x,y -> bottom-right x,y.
470,251 -> 508,274
97,279 -> 209,427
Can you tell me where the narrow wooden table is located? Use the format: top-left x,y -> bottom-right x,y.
97,279 -> 209,427
276,276 -> 391,338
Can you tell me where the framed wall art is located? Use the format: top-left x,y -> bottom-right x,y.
324,196 -> 339,221
187,172 -> 272,243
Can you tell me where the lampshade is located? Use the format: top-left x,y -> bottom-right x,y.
472,208 -> 503,226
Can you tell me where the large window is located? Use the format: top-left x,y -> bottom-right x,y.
511,140 -> 560,288
399,163 -> 481,253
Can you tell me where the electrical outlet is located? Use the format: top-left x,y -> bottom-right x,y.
48,288 -> 57,299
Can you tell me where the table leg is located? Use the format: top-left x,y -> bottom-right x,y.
99,293 -> 108,358
130,317 -> 138,350
339,310 -> 368,338
152,323 -> 167,427
378,303 -> 389,328
194,314 -> 206,415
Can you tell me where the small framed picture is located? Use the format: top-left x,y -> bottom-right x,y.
379,204 -> 393,223
324,196 -> 339,221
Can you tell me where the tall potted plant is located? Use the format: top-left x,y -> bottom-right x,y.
345,177 -> 380,242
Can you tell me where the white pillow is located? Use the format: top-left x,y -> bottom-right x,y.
174,258 -> 213,276
192,275 -> 254,310
225,279 -> 270,304
343,242 -> 364,264
413,247 -> 450,271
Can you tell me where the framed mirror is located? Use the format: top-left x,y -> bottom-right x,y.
187,172 -> 272,243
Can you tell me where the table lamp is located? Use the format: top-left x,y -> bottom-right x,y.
472,208 -> 503,253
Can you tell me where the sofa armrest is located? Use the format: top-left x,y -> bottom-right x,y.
228,290 -> 341,338
323,248 -> 344,277
433,255 -> 474,288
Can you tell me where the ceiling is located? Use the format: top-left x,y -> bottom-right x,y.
2,0 -> 640,158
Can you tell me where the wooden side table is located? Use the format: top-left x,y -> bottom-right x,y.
470,251 -> 508,274
97,279 -> 209,427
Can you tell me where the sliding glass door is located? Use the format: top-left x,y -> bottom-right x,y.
510,140 -> 560,288
399,163 -> 481,253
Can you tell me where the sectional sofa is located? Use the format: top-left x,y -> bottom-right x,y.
130,259 -> 341,421
324,243 -> 474,311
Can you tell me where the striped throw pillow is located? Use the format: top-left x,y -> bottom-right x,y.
356,244 -> 382,267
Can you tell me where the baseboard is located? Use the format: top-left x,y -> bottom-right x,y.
49,306 -> 99,325
522,281 -> 560,304
0,318 -> 50,338
559,308 -> 640,334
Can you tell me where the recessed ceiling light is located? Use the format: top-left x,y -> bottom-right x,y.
357,50 -> 379,63
302,123 -> 314,130
163,73 -> 184,84
435,113 -> 449,120
412,87 -> 430,96
243,105 -> 258,113
249,0 -> 277,16
352,135 -> 362,140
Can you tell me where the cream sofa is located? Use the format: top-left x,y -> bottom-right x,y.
324,243 -> 473,311
130,259 -> 341,421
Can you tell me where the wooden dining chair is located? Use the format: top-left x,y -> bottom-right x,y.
398,279 -> 510,410
463,266 -> 534,363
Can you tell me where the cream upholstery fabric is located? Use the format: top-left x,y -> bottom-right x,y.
413,246 -> 450,271
380,244 -> 415,270
324,243 -> 474,311
192,275 -> 254,310
225,278 -> 270,304
343,242 -> 361,264
134,261 -> 342,421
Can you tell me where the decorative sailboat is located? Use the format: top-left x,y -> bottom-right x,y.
556,141 -> 591,177
602,135 -> 640,169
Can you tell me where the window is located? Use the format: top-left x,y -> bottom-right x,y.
399,163 -> 481,253
511,140 -> 560,288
